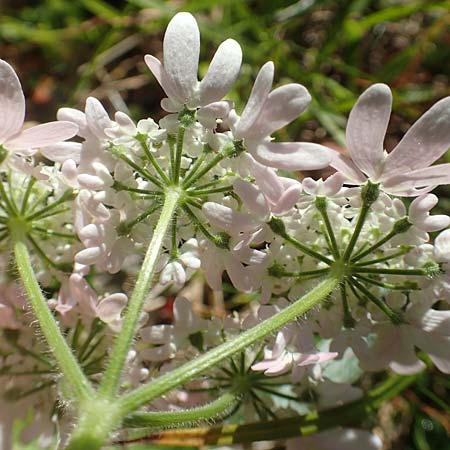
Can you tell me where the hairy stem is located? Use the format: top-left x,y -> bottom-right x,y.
13,233 -> 93,402
99,189 -> 179,398
123,391 -> 240,428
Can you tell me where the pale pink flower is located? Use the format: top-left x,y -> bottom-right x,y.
0,59 -> 78,163
145,12 -> 242,112
408,194 -> 450,233
361,297 -> 450,374
59,273 -> 128,331
331,83 -> 450,196
228,61 -> 331,170
252,323 -> 337,382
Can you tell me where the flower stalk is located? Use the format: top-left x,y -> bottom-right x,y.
98,188 -> 180,398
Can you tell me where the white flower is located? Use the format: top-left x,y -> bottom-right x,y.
228,61 -> 331,170
252,323 -> 337,382
331,83 -> 450,196
145,12 -> 242,112
0,59 -> 78,164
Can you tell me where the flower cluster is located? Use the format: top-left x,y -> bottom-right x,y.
0,11 -> 450,450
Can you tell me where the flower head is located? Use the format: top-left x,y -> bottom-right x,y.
331,83 -> 450,196
0,60 -> 78,165
145,12 -> 242,112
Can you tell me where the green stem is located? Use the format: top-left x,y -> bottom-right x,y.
117,275 -> 340,416
123,391 -> 240,428
315,196 -> 340,258
351,217 -> 411,263
354,267 -> 427,276
173,126 -> 186,183
0,180 -> 17,215
183,146 -> 234,189
182,149 -> 208,186
268,218 -> 333,265
343,181 -> 379,261
137,134 -> 171,185
12,234 -> 93,402
98,189 -> 179,398
350,277 -> 404,324
353,246 -> 414,266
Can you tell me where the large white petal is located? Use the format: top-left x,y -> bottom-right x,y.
144,54 -> 183,103
346,83 -> 392,178
384,96 -> 450,177
85,97 -> 114,139
252,141 -> 331,170
40,142 -> 82,163
233,179 -> 270,217
202,202 -> 259,232
247,83 -> 311,140
383,163 -> 450,192
97,293 -> 128,323
5,122 -> 78,151
0,60 -> 25,143
330,152 -> 366,184
163,12 -> 200,102
198,39 -> 242,106
234,61 -> 274,138
57,107 -> 88,138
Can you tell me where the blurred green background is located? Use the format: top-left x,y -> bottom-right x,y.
1,1 -> 450,449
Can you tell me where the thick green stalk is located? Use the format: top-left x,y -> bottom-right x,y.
12,232 -> 93,402
123,391 -> 240,428
118,275 -> 341,415
99,189 -> 179,398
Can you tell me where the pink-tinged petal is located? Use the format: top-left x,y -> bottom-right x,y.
75,247 -> 103,265
40,142 -> 82,163
144,54 -> 182,102
330,152 -> 366,184
272,183 -> 302,215
408,328 -> 449,373
434,229 -> 450,262
0,59 -> 25,143
346,83 -> 392,178
5,122 -> 77,151
234,61 -> 274,138
252,356 -> 289,376
163,12 -> 200,102
57,107 -> 88,138
202,202 -> 259,232
384,96 -> 450,177
199,39 -> 242,106
69,274 -> 97,318
248,83 -> 311,140
201,246 -> 224,290
251,159 -> 284,203
385,163 -> 450,190
409,194 -> 450,232
252,141 -> 331,170
97,293 -> 128,323
197,101 -> 232,128
85,97 -> 113,139
225,256 -> 255,293
114,111 -> 136,134
233,179 -> 270,217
